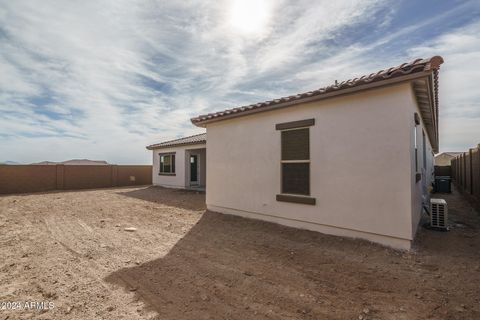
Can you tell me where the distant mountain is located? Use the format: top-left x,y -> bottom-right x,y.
31,159 -> 109,165
31,161 -> 56,165
0,161 -> 20,165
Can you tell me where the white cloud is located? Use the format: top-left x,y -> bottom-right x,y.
407,21 -> 480,152
0,0 -> 391,163
0,0 -> 478,163
253,0 -> 385,72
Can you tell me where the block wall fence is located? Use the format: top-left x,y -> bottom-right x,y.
0,165 -> 152,195
451,144 -> 480,204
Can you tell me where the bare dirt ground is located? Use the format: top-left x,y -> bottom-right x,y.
0,186 -> 479,320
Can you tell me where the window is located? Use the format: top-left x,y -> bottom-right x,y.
281,128 -> 310,195
159,153 -> 175,175
422,130 -> 427,170
413,113 -> 421,182
414,125 -> 418,172
275,118 -> 316,205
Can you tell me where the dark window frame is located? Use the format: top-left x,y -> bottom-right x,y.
280,130 -> 310,195
414,126 -> 418,172
159,152 -> 176,175
422,130 -> 427,170
275,119 -> 316,205
414,113 -> 421,183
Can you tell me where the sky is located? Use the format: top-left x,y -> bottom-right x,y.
1,0 -> 479,164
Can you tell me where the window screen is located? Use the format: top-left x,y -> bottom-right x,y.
280,128 -> 310,195
282,163 -> 309,195
281,128 -> 309,160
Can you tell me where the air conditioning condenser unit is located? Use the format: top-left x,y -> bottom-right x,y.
430,198 -> 448,230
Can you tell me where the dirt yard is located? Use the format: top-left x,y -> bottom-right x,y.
0,186 -> 479,320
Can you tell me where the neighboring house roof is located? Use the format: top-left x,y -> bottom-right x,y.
191,56 -> 443,152
435,152 -> 463,166
146,133 -> 206,150
441,152 -> 463,157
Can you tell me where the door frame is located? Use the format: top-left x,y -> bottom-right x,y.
189,154 -> 199,186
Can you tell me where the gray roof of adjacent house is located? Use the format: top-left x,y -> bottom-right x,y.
440,152 -> 463,157
434,152 -> 464,166
434,152 -> 464,159
146,133 -> 206,150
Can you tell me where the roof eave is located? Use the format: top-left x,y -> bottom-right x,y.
146,141 -> 206,150
411,72 -> 440,153
191,71 -> 433,128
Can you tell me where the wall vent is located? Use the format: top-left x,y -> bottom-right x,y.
430,198 -> 448,230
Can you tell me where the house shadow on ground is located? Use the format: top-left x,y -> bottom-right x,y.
116,186 -> 206,211
104,205 -> 480,320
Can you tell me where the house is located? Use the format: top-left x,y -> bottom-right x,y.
147,133 -> 206,190
434,152 -> 463,166
148,56 -> 443,250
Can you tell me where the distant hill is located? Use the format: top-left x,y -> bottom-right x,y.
0,161 -> 20,165
31,159 -> 109,165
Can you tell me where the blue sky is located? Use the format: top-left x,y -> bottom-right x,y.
1,0 -> 479,164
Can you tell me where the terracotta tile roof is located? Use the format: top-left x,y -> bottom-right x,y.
191,56 -> 444,126
146,133 -> 206,150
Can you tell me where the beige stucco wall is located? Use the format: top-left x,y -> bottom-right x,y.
152,144 -> 206,188
205,83 -> 419,249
